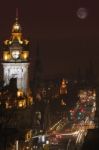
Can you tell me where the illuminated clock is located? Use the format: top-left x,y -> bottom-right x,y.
10,41 -> 22,59
12,50 -> 20,59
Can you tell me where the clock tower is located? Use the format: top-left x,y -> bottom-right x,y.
2,16 -> 29,94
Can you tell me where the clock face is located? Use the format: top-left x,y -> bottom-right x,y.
12,50 -> 20,59
10,42 -> 22,59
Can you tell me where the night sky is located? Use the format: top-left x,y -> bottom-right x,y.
0,0 -> 99,79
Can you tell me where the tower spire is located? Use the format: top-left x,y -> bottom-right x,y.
12,8 -> 21,33
16,8 -> 19,21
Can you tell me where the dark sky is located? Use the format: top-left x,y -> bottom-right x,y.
0,0 -> 99,79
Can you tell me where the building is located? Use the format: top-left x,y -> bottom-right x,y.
0,14 -> 33,149
60,78 -> 68,95
2,15 -> 29,95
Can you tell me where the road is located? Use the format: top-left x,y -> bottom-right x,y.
45,90 -> 96,150
20,89 -> 96,150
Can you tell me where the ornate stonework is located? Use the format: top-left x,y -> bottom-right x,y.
2,16 -> 29,94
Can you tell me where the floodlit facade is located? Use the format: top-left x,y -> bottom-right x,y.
2,16 -> 29,94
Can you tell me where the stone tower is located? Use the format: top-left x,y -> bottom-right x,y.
2,14 -> 29,94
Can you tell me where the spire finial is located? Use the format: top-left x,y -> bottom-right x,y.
16,8 -> 19,21
12,8 -> 22,33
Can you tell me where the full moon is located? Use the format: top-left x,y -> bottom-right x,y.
77,8 -> 88,19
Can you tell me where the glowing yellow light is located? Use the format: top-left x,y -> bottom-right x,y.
4,54 -> 8,61
24,40 -> 29,45
19,40 -> 23,44
23,53 -> 28,59
17,90 -> 23,97
12,22 -> 21,33
4,40 -> 9,45
9,41 -> 12,44
61,79 -> 66,88
22,51 -> 29,60
18,100 -> 26,108
18,101 -> 23,107
14,24 -> 19,30
3,52 -> 10,61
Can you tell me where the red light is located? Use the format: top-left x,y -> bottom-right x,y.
81,108 -> 84,112
56,134 -> 62,139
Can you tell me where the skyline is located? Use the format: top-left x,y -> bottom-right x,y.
0,1 -> 98,149
0,0 -> 99,78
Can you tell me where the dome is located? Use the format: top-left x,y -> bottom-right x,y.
12,18 -> 22,33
